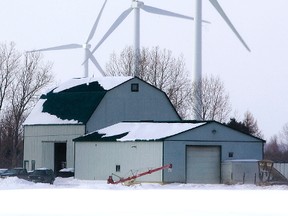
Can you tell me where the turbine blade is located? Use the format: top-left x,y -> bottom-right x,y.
28,44 -> 82,52
141,5 -> 194,21
91,7 -> 133,55
89,52 -> 106,76
83,7 -> 132,66
209,0 -> 251,52
86,0 -> 107,43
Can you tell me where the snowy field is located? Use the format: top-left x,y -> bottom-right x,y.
1,177 -> 288,216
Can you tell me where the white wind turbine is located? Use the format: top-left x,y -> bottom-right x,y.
87,0 -> 201,77
29,0 -> 107,77
193,0 -> 250,120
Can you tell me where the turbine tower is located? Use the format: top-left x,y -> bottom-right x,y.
29,0 -> 107,78
88,0 -> 198,77
193,0 -> 251,120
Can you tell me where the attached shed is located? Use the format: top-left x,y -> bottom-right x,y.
73,121 -> 264,184
222,160 -> 260,184
23,77 -> 180,173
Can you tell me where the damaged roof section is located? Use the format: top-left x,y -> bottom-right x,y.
24,77 -> 133,125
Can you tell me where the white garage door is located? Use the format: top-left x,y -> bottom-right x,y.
186,146 -> 220,184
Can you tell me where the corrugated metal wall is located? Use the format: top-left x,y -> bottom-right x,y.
273,163 -> 288,178
86,78 -> 180,132
163,122 -> 264,183
75,141 -> 163,182
24,125 -> 85,171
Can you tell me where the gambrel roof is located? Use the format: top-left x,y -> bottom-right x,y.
24,77 -> 133,125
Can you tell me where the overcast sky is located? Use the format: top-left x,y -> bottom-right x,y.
1,0 -> 288,140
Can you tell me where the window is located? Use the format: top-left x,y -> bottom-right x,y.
116,165 -> 121,172
228,152 -> 234,158
131,83 -> 139,92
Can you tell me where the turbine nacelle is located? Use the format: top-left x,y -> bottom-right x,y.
27,0 -> 107,78
82,44 -> 91,49
86,0 -> 195,76
132,1 -> 144,8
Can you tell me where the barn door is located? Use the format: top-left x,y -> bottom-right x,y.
54,142 -> 67,175
186,146 -> 221,184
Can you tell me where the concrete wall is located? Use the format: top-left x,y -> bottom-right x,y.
24,124 -> 85,171
75,141 -> 163,182
86,78 -> 180,132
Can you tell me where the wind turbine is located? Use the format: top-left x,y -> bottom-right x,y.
87,0 -> 199,77
193,0 -> 250,120
28,0 -> 107,77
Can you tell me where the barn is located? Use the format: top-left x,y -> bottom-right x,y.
73,121 -> 264,184
23,76 -> 180,173
23,76 -> 265,184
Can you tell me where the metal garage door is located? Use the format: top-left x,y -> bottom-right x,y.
186,146 -> 220,184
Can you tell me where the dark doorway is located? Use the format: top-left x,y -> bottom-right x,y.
54,142 -> 67,176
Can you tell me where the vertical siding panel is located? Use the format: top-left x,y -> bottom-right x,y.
86,79 -> 180,132
42,142 -> 54,169
75,141 -> 163,182
24,125 -> 85,171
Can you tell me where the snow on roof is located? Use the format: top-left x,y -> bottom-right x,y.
53,76 -> 133,93
24,76 -> 133,125
80,122 -> 206,142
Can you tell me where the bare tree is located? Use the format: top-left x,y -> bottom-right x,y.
226,111 -> 263,139
264,135 -> 281,161
190,74 -> 231,122
106,46 -> 134,76
0,43 -> 53,167
263,122 -> 288,162
0,42 -> 21,114
243,111 -> 263,139
105,46 -> 191,118
9,52 -> 53,166
279,123 -> 288,145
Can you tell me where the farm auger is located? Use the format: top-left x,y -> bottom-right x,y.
107,164 -> 172,185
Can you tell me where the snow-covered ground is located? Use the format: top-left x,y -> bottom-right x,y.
0,177 -> 287,216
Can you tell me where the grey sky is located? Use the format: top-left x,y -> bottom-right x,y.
1,0 -> 287,140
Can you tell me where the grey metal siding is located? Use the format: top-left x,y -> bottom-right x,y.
163,122 -> 264,183
41,141 -> 54,169
75,141 -> 163,182
163,140 -> 263,183
24,125 -> 85,171
86,78 -> 180,132
163,141 -> 187,182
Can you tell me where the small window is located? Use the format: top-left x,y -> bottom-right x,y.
116,165 -> 121,172
229,152 -> 234,158
131,83 -> 139,92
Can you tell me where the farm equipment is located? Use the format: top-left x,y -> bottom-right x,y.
258,160 -> 273,183
107,164 -> 172,185
258,160 -> 288,185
